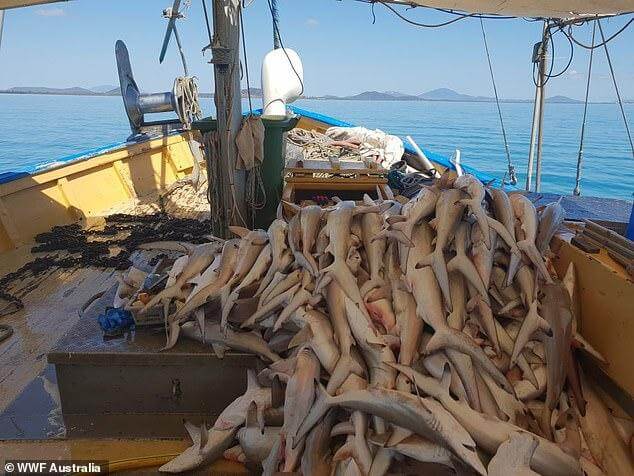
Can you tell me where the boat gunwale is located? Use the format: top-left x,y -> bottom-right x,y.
0,106 -> 515,191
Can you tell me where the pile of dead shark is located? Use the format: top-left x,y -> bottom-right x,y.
110,171 -> 610,475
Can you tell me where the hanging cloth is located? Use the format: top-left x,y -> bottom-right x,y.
236,115 -> 267,224
236,115 -> 265,170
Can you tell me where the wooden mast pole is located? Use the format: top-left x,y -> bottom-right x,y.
211,0 -> 246,235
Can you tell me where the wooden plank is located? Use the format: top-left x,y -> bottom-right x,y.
56,177 -> 83,220
0,197 -> 22,247
287,176 -> 387,184
112,160 -> 137,199
0,134 -> 188,198
286,158 -> 387,173
552,235 -> 634,396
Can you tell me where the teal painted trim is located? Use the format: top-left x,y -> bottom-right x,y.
1,105 -> 512,190
0,132 -> 182,186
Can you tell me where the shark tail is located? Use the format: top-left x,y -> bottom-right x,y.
517,239 -> 552,283
510,300 -> 551,366
467,199 -> 492,249
326,353 -> 365,395
241,283 -> 300,329
417,250 -> 452,312
319,261 -> 365,309
158,427 -> 235,473
141,284 -> 179,314
506,251 -> 522,286
447,255 -> 489,305
254,269 -> 276,298
293,383 -> 334,447
498,298 -> 523,315
332,436 -> 373,475
302,249 -> 320,277
467,297 -> 501,356
426,327 -> 513,394
220,287 -> 238,331
446,349 -> 482,412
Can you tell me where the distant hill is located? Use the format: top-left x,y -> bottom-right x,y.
0,85 -> 588,104
419,88 -> 488,102
90,85 -> 119,93
3,86 -> 98,95
546,95 -> 582,104
310,88 -> 590,104
312,88 -> 497,102
0,85 -> 264,98
342,91 -> 420,101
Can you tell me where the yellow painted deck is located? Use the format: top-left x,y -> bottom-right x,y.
0,133 -> 201,253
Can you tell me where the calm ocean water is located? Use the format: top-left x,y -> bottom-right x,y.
0,94 -> 632,201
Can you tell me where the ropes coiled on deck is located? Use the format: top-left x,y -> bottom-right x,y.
287,129 -> 366,164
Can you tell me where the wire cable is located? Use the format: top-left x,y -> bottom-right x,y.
564,16 -> 633,50
239,5 -> 253,115
573,22 -> 596,196
479,18 -> 517,185
597,19 -> 634,159
545,26 -> 574,79
265,0 -> 304,99
201,0 -> 213,45
379,1 -> 483,28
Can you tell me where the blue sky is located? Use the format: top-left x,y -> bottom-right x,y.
0,0 -> 632,101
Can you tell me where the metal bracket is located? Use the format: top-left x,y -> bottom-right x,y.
531,41 -> 544,63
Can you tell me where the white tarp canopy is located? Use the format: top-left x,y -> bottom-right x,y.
1,0 -> 66,9
388,0 -> 634,19
2,0 -> 633,17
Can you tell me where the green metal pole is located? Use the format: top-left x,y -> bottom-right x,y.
255,116 -> 298,229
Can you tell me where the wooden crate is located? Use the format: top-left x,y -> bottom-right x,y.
283,158 -> 390,204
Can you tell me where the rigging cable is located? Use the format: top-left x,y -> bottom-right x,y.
565,16 -> 634,50
239,3 -> 267,225
379,1 -> 493,28
271,0 -> 281,48
479,18 -> 517,185
573,22 -> 596,196
201,0 -> 213,45
532,23 -> 574,88
239,4 -> 253,115
201,0 -> 215,210
597,19 -> 634,159
265,0 -> 304,98
355,0 -> 516,24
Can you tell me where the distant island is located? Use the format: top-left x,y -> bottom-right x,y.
0,85 -> 263,99
1,85 -> 629,103
309,88 -> 585,104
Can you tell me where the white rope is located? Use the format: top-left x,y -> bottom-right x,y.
287,129 -> 366,163
173,76 -> 202,128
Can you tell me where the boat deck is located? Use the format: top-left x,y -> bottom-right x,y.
0,160 -> 632,471
0,184 -> 210,438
